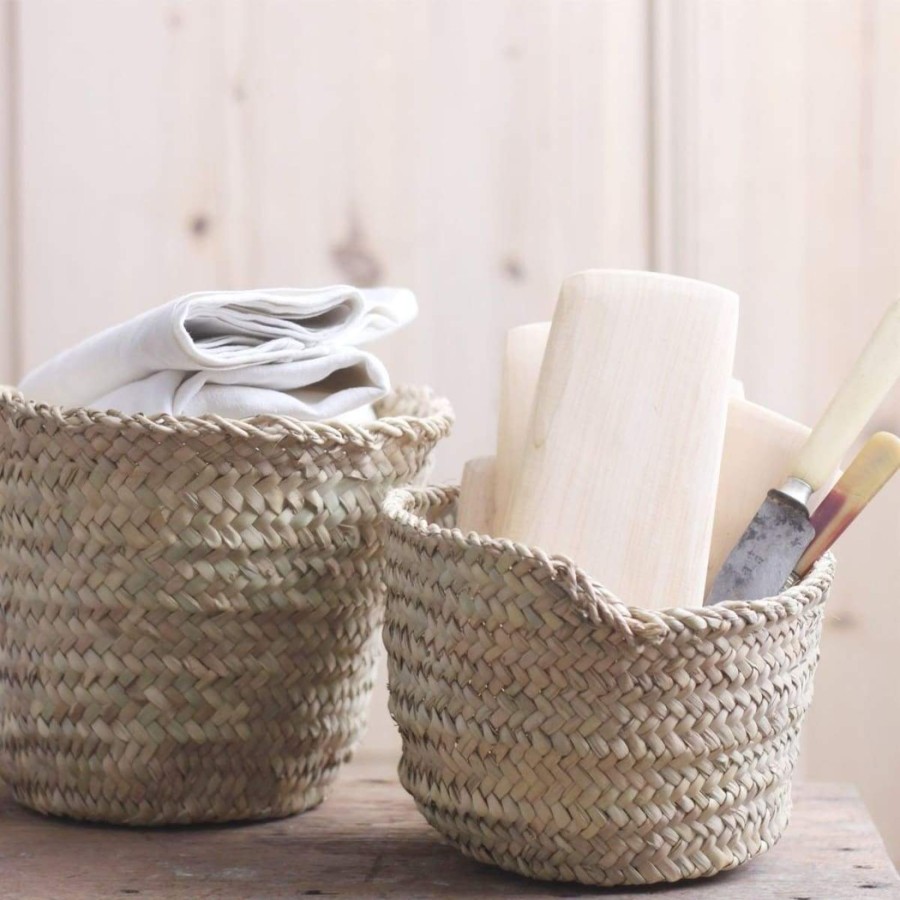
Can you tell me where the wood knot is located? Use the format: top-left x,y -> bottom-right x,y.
189,214 -> 210,237
502,256 -> 525,281
331,215 -> 383,286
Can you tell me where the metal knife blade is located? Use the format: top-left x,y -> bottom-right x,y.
705,485 -> 815,604
704,298 -> 900,605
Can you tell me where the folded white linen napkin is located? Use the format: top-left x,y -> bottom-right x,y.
19,286 -> 416,421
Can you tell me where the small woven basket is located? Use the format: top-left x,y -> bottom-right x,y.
382,485 -> 834,887
0,386 -> 451,825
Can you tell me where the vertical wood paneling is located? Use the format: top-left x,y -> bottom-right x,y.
654,0 -> 900,860
800,0 -> 900,864
15,0 -> 237,373
15,0 -> 651,466
0,2 -> 16,383
652,0 -> 813,417
241,0 -> 650,755
246,0 -> 650,476
216,0 -> 256,288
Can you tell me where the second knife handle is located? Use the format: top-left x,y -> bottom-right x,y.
794,431 -> 900,578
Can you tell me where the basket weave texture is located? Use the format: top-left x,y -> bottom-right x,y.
0,386 -> 451,825
382,485 -> 834,886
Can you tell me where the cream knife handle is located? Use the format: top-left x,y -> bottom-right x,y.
792,299 -> 900,491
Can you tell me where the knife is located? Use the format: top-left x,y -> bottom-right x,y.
705,299 -> 900,604
787,431 -> 900,583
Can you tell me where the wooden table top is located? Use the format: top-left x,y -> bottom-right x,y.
1,760 -> 897,899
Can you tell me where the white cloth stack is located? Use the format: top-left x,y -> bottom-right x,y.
19,286 -> 417,421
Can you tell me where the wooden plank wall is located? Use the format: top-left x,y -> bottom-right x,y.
654,0 -> 900,860
4,0 -> 900,859
14,0 -> 650,469
0,1 -> 15,383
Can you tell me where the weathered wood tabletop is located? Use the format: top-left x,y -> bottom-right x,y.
1,760 -> 897,899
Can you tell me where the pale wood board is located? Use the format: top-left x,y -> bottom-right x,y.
653,0 -> 900,859
499,271 -> 736,609
456,455 -> 496,535
0,762 -> 896,899
493,322 -> 549,531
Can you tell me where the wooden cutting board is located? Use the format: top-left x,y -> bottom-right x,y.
493,322 -> 550,530
456,455 -> 496,534
496,270 -> 738,609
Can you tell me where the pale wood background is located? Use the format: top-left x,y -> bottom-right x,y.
2,0 -> 900,859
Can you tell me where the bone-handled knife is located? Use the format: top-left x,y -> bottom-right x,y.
787,431 -> 900,583
705,299 -> 900,604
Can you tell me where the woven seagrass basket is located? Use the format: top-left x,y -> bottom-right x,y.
0,386 -> 451,825
382,485 -> 834,887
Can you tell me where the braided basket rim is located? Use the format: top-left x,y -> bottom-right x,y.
0,384 -> 454,448
382,484 -> 834,645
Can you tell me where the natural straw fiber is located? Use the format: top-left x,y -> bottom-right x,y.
0,386 -> 451,825
382,485 -> 834,887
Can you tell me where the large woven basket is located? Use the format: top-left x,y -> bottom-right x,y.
0,386 -> 451,825
382,485 -> 834,887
